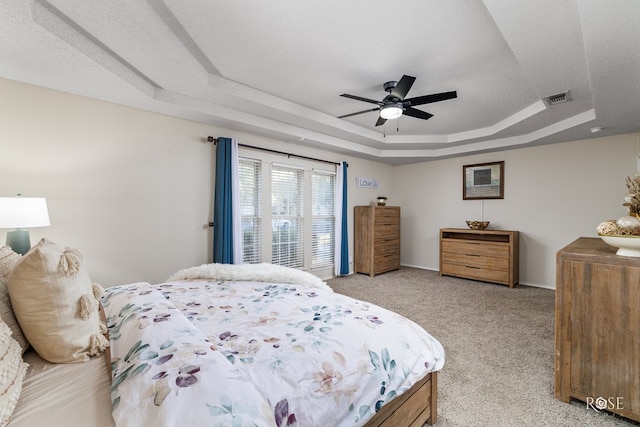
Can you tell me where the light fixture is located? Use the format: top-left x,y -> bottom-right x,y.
0,196 -> 50,255
589,126 -> 604,134
380,103 -> 403,120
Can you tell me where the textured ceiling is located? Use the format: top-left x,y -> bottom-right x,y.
1,0 -> 639,164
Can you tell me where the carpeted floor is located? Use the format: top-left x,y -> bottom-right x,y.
327,267 -> 637,427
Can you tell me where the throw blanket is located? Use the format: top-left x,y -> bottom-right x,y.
103,270 -> 444,426
167,263 -> 332,291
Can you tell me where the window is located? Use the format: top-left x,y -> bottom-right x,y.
312,170 -> 335,268
238,153 -> 336,274
271,165 -> 304,268
239,159 -> 262,264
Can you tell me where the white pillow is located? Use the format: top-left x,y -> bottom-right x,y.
0,246 -> 21,279
0,319 -> 28,427
0,278 -> 28,354
7,239 -> 108,363
0,246 -> 27,353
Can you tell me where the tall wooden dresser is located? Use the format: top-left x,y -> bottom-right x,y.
556,237 -> 640,422
354,205 -> 400,277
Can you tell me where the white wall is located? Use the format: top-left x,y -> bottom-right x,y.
394,132 -> 640,288
0,78 -> 393,285
4,77 -> 637,289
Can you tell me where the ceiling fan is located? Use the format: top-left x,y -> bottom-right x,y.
338,75 -> 457,127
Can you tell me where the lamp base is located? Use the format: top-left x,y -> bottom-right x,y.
6,229 -> 31,255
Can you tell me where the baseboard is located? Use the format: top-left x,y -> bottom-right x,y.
399,264 -> 556,290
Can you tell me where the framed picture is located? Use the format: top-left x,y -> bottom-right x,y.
463,161 -> 504,200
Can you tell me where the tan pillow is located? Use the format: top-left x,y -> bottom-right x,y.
7,239 -> 109,363
0,277 -> 28,354
0,319 -> 28,427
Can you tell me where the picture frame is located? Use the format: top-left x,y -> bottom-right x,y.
463,161 -> 504,200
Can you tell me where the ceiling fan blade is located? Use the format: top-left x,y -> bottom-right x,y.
340,93 -> 381,105
390,75 -> 416,100
375,116 -> 387,127
405,91 -> 457,106
404,107 -> 434,120
338,107 -> 380,119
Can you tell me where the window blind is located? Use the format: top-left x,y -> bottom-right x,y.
271,165 -> 304,268
239,158 -> 262,264
311,170 -> 336,268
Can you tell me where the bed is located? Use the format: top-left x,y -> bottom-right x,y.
3,242 -> 444,427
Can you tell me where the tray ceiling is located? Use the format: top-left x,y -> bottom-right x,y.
1,0 -> 639,164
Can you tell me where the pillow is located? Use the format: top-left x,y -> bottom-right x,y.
0,277 -> 28,354
0,246 -> 21,279
0,246 -> 28,353
167,262 -> 332,291
0,318 -> 28,427
7,238 -> 109,363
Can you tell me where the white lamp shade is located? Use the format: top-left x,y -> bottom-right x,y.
380,104 -> 403,120
0,197 -> 51,229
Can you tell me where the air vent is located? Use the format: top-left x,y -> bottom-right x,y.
544,91 -> 571,106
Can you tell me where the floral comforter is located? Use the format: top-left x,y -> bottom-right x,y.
102,277 -> 445,426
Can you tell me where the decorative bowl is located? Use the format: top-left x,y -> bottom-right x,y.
599,234 -> 640,257
466,220 -> 490,230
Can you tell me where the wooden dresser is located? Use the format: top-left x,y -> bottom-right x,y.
354,206 -> 400,276
555,237 -> 640,422
439,228 -> 519,287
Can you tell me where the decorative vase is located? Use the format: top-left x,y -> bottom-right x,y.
377,196 -> 387,206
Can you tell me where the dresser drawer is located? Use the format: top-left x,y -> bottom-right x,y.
375,253 -> 400,273
375,208 -> 400,224
375,224 -> 400,240
441,262 -> 510,284
442,252 -> 509,271
374,238 -> 400,255
442,240 -> 509,259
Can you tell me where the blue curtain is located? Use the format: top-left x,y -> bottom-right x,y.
213,138 -> 234,263
339,162 -> 349,275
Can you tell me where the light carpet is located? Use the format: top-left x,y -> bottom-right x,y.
327,267 -> 636,427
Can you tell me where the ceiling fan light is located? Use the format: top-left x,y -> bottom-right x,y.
380,104 -> 403,120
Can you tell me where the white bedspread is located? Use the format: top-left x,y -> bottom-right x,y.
102,278 -> 445,426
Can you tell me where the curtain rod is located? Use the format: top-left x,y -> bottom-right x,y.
207,136 -> 342,166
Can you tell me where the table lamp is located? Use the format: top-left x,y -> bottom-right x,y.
0,196 -> 51,255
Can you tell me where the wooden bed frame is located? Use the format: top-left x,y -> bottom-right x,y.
364,371 -> 438,426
